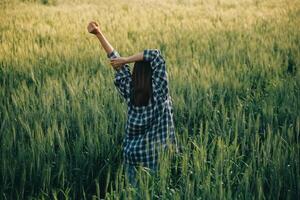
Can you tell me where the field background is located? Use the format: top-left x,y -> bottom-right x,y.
0,0 -> 299,199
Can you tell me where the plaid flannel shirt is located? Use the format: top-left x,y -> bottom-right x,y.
107,49 -> 177,169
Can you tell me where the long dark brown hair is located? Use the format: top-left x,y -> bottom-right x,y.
130,61 -> 153,106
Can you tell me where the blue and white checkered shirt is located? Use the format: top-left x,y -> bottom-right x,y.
107,49 -> 177,169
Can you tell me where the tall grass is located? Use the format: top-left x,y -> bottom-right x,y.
0,0 -> 299,199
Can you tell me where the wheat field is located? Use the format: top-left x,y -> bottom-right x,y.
0,0 -> 299,199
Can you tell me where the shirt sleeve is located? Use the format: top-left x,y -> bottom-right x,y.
107,50 -> 132,104
143,49 -> 169,102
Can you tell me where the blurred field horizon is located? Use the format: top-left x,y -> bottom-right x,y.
0,0 -> 299,199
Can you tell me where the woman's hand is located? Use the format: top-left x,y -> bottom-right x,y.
87,21 -> 100,35
110,57 -> 129,69
110,52 -> 144,69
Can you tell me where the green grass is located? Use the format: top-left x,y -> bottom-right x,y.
0,0 -> 299,199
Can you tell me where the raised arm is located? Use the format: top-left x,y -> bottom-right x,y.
87,21 -> 114,55
143,49 -> 169,102
111,49 -> 169,103
87,21 -> 133,103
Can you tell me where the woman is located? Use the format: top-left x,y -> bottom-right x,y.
87,21 -> 177,187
